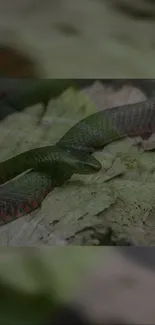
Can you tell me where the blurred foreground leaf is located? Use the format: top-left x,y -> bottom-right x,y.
0,247 -> 102,325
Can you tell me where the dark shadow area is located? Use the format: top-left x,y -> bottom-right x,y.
109,1 -> 155,20
46,305 -> 91,325
0,45 -> 39,78
0,277 -> 57,325
0,79 -> 96,122
94,227 -> 135,246
120,247 -> 155,271
0,78 -> 155,122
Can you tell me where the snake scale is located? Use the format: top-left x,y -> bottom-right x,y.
0,96 -> 155,226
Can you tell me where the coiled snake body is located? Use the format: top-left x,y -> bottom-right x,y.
0,97 -> 155,225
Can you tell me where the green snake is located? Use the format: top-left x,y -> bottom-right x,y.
0,96 -> 155,226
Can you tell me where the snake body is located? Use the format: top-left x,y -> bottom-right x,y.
0,147 -> 101,225
0,97 -> 155,225
57,97 -> 155,151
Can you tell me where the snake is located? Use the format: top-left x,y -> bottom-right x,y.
0,96 -> 155,226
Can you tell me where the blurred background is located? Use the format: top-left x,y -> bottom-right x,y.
0,0 -> 155,77
1,247 -> 155,325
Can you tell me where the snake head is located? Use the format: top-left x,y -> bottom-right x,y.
61,149 -> 102,175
